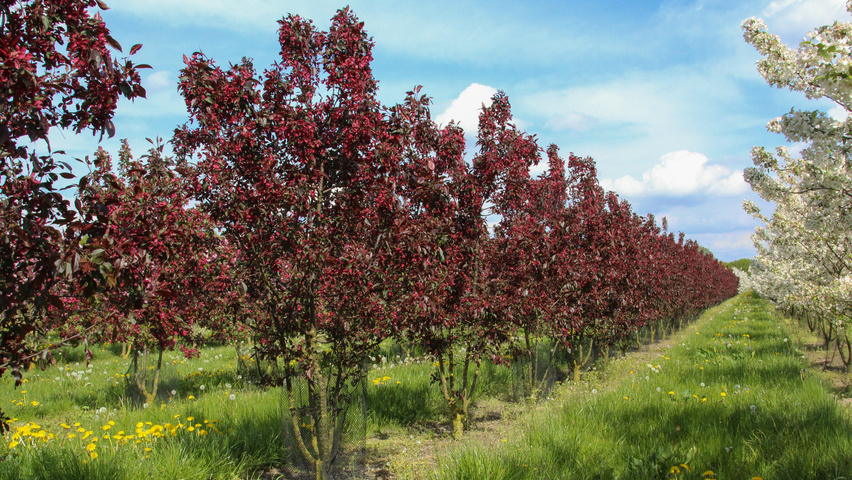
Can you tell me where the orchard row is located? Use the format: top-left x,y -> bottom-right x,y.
741,6 -> 852,367
1,2 -> 737,477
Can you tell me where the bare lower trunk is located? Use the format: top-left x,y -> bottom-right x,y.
436,348 -> 481,440
572,338 -> 594,383
131,346 -> 162,405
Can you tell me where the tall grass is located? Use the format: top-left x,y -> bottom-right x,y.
0,334 -> 517,478
435,292 -> 852,479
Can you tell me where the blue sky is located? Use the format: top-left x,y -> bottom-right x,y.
48,0 -> 852,261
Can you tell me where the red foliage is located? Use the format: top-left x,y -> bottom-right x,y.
0,0 -> 146,424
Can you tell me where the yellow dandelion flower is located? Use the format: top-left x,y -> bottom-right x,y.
86,443 -> 96,452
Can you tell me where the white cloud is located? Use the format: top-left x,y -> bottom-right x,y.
434,83 -> 498,135
762,0 -> 850,41
545,111 -> 598,132
828,104 -> 849,121
600,150 -> 749,197
145,70 -> 174,93
691,230 -> 756,253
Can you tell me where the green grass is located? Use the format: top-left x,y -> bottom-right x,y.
434,292 -> 852,480
0,336 -> 517,478
5,293 -> 851,479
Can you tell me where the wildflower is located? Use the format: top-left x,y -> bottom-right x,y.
721,392 -> 727,397
750,405 -> 758,413
30,401 -> 39,406
229,394 -> 236,401
188,395 -> 195,400
225,383 -> 231,389
86,443 -> 96,452
199,385 -> 206,391
170,390 -> 177,396
591,389 -> 598,395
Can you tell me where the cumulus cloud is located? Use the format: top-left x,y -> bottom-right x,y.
600,150 -> 748,197
828,105 -> 849,122
762,0 -> 850,41
434,83 -> 499,134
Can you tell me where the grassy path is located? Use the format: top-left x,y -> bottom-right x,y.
430,292 -> 852,480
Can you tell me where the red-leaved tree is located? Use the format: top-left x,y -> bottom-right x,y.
174,9 -> 425,478
0,0 -> 146,429
70,141 -> 228,405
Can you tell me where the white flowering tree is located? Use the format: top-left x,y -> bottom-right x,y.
742,2 -> 852,366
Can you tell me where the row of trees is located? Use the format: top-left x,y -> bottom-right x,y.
742,4 -> 852,368
2,3 -> 738,478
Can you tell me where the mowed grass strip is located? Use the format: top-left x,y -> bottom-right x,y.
435,292 -> 852,480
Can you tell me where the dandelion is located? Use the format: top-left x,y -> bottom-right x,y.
229,394 -> 236,401
143,402 -> 149,409
225,383 -> 231,389
199,385 -> 206,391
591,389 -> 598,395
170,390 -> 177,396
750,405 -> 757,414
721,392 -> 727,397
188,395 -> 195,400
